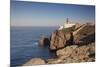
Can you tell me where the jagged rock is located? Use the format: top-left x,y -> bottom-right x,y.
74,23 -> 83,30
39,34 -> 50,47
49,24 -> 83,50
88,43 -> 95,55
50,30 -> 72,50
74,24 -> 95,44
56,45 -> 78,57
55,43 -> 95,63
47,23 -> 95,64
50,23 -> 95,50
23,58 -> 45,65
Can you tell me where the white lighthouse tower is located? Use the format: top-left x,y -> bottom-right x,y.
59,18 -> 75,30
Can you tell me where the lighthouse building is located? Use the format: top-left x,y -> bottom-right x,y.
59,18 -> 75,30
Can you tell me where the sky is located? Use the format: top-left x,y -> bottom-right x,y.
10,1 -> 95,27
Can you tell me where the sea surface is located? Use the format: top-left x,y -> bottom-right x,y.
10,26 -> 58,66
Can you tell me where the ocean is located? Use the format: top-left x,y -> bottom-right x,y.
10,26 -> 58,66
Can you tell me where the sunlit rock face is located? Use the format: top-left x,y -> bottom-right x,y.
23,58 -> 45,65
50,23 -> 95,50
50,30 -> 71,50
47,42 -> 95,64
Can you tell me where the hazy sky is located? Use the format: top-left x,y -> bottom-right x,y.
10,1 -> 95,26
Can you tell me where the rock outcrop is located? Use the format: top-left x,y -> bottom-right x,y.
47,42 -> 95,64
23,58 -> 45,65
50,23 -> 95,50
23,23 -> 95,66
73,24 -> 95,45
50,30 -> 71,50
45,23 -> 95,64
24,43 -> 95,65
39,34 -> 50,47
50,31 -> 63,50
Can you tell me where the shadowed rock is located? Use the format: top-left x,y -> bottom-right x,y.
39,34 -> 50,47
74,24 -> 95,45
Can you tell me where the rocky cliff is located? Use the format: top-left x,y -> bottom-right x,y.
47,23 -> 95,64
24,23 -> 95,66
23,42 -> 95,65
47,42 -> 95,64
50,23 -> 95,50
50,30 -> 71,50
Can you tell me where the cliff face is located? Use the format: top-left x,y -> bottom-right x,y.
24,23 -> 95,66
50,23 -> 95,50
50,30 -> 71,50
47,23 -> 95,63
50,25 -> 76,50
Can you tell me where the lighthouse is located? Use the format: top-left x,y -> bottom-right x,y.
59,18 -> 75,30
66,18 -> 69,24
64,18 -> 70,28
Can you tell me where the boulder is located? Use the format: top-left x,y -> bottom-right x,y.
23,58 -> 45,66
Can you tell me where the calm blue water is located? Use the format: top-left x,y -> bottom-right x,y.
10,27 -> 58,66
